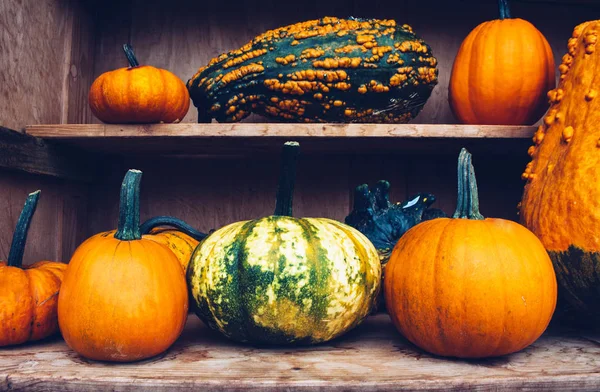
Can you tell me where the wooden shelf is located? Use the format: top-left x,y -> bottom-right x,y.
1,314 -> 599,391
25,123 -> 535,157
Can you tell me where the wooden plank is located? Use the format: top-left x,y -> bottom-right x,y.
0,127 -> 95,182
25,123 -> 534,157
26,123 -> 536,139
64,0 -> 96,125
1,314 -> 599,391
0,0 -> 73,129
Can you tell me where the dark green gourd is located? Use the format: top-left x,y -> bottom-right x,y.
187,17 -> 438,123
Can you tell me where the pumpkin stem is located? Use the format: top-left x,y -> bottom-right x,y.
274,141 -> 300,217
115,170 -> 143,241
7,191 -> 41,268
140,216 -> 208,241
452,148 -> 484,220
123,44 -> 140,67
498,0 -> 512,19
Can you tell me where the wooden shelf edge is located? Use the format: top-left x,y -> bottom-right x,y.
0,126 -> 95,182
26,123 -> 537,140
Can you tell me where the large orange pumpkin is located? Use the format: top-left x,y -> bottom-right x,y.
89,44 -> 190,124
103,216 -> 207,273
58,170 -> 188,362
448,0 -> 555,125
520,21 -> 600,318
385,149 -> 557,358
0,191 -> 66,346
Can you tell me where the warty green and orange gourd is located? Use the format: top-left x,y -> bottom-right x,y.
187,142 -> 381,344
385,149 -> 557,358
187,17 -> 438,123
520,20 -> 600,319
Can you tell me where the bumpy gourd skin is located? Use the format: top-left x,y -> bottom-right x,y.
520,21 -> 600,318
187,17 -> 438,123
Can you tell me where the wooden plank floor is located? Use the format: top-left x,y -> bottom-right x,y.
2,314 -> 600,391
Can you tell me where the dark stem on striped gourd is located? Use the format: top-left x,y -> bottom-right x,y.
7,191 -> 41,267
452,148 -> 484,220
114,170 -> 143,241
274,141 -> 300,217
123,44 -> 140,67
498,0 -> 512,19
140,216 -> 208,241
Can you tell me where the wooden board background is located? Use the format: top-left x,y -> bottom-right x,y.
0,169 -> 89,265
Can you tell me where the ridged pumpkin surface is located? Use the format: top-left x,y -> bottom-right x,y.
520,21 -> 600,316
386,149 -> 556,358
0,261 -> 66,346
187,216 -> 381,344
449,17 -> 555,125
187,17 -> 438,123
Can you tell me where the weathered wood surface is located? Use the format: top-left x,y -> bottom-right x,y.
25,123 -> 534,156
0,169 -> 90,266
90,0 -> 592,125
0,0 -> 95,130
26,123 -> 536,139
0,127 -> 95,182
1,314 -> 599,391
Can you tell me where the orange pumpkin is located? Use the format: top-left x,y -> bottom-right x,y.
58,170 -> 188,362
103,216 -> 207,273
448,0 -> 555,125
385,149 -> 557,358
0,191 -> 66,346
89,44 -> 190,124
520,21 -> 600,318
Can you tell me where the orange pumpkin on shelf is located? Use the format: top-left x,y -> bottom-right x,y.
58,170 -> 188,362
0,191 -> 67,347
385,149 -> 557,358
89,44 -> 190,124
449,0 -> 555,125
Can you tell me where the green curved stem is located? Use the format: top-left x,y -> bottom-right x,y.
8,191 -> 41,267
452,148 -> 484,220
123,44 -> 140,67
140,216 -> 208,241
114,170 -> 143,241
498,0 -> 512,19
274,141 -> 300,216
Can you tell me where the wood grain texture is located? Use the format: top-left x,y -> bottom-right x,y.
0,126 -> 95,182
0,0 -> 95,129
0,169 -> 89,266
1,314 -> 599,391
0,0 -> 71,129
87,155 -> 352,236
26,123 -> 536,138
25,123 -> 533,156
65,1 -> 96,124
89,0 -> 594,125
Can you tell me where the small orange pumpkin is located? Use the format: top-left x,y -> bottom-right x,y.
0,191 -> 66,346
448,0 -> 555,125
89,44 -> 190,124
58,170 -> 188,362
385,149 -> 557,358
